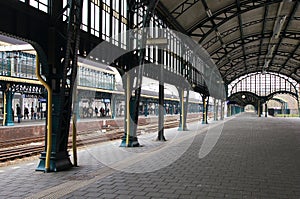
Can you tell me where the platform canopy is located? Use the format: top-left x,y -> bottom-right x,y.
156,0 -> 300,84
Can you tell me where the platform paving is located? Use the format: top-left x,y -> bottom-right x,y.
0,112 -> 300,198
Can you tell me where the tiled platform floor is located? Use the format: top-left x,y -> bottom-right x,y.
0,113 -> 300,198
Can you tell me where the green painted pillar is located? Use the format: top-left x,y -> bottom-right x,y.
4,90 -> 14,126
231,105 -> 235,115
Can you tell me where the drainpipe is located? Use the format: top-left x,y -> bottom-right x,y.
35,55 -> 52,172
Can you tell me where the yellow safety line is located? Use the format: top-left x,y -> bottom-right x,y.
0,76 -> 42,85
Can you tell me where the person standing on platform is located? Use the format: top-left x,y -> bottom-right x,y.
24,107 -> 29,119
95,107 -> 98,117
34,106 -> 38,119
37,107 -> 41,119
12,108 -> 14,122
16,104 -> 21,123
100,107 -> 104,117
31,106 -> 34,119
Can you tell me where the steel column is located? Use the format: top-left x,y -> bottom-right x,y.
265,103 -> 267,117
4,88 -> 14,126
120,73 -> 140,147
202,95 -> 208,124
258,100 -> 261,117
111,95 -> 116,119
178,88 -> 188,130
227,103 -> 231,117
157,46 -> 166,140
220,100 -> 224,120
144,99 -> 148,117
36,0 -> 83,172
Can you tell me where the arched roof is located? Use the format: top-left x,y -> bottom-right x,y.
156,0 -> 300,84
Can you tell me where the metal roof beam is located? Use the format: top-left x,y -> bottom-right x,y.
188,0 -> 282,43
170,0 -> 201,19
257,5 -> 269,71
236,0 -> 247,71
268,1 -> 298,71
155,2 -> 187,34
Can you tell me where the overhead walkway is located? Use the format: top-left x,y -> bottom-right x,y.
0,113 -> 299,198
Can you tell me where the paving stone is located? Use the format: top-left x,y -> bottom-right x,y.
1,114 -> 300,199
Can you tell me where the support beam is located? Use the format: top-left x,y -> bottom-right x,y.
157,45 -> 166,141
36,0 -> 83,172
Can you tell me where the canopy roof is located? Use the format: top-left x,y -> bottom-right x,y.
157,0 -> 300,84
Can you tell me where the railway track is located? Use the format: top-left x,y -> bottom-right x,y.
0,116 -> 201,163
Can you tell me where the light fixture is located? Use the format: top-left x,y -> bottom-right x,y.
274,15 -> 286,39
206,9 -> 213,17
242,95 -> 246,99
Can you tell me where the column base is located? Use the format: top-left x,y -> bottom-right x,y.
178,126 -> 189,131
5,121 -> 14,126
156,134 -> 167,141
202,121 -> 208,124
120,135 -> 140,147
36,151 -> 73,172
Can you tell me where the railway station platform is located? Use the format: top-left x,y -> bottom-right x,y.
0,113 -> 300,198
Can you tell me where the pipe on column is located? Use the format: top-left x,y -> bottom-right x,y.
35,55 -> 53,172
126,72 -> 130,147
